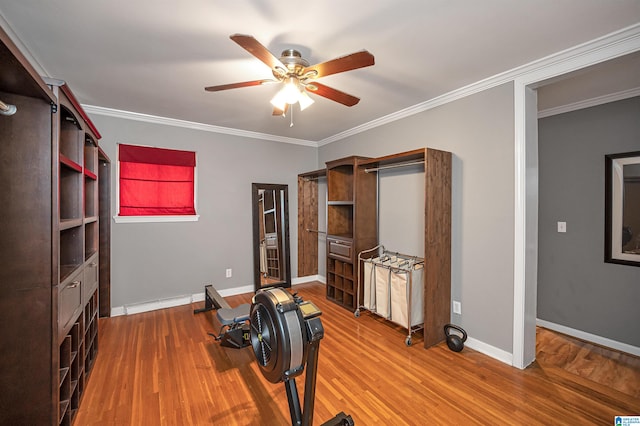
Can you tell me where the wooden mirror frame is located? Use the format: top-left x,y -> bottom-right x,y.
252,183 -> 292,291
605,151 -> 640,266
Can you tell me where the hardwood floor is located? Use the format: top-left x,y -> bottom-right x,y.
536,327 -> 640,399
75,282 -> 640,425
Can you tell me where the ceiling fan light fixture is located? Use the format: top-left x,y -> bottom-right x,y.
270,77 -> 314,111
270,90 -> 288,111
298,91 -> 314,111
206,35 -> 374,118
281,77 -> 302,104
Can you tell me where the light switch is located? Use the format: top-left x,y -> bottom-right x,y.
557,221 -> 566,233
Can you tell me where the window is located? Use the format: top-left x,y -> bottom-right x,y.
115,144 -> 198,223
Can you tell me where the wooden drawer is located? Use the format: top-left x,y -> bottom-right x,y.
83,255 -> 99,305
327,237 -> 352,261
59,270 -> 82,338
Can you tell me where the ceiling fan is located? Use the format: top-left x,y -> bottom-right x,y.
205,34 -> 375,116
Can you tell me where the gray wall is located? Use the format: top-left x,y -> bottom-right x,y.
537,96 -> 640,346
90,114 -> 317,308
319,82 -> 517,353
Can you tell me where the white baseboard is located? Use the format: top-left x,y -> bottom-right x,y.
218,284 -> 254,297
464,319 -> 640,365
110,283 -> 255,317
110,306 -> 126,317
293,275 -> 325,285
536,319 -> 640,357
465,337 -> 514,366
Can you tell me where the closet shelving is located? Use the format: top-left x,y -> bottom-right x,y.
1,27 -> 106,424
357,148 -> 451,348
54,83 -> 102,425
301,149 -> 450,347
325,156 -> 377,311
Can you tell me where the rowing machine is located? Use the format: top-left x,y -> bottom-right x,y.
194,284 -> 251,348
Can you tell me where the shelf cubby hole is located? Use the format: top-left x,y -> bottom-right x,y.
344,293 -> 354,308
84,220 -> 98,260
327,258 -> 335,273
326,285 -> 335,299
327,165 -> 354,201
59,107 -> 82,164
60,166 -> 82,222
327,205 -> 353,237
84,176 -> 96,218
84,137 -> 98,175
344,279 -> 354,294
59,400 -> 70,425
60,226 -> 83,281
344,263 -> 353,279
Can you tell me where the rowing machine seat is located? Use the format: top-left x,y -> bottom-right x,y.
217,303 -> 251,328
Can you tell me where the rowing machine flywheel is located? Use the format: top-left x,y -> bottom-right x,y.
250,287 -> 307,383
250,288 -> 354,426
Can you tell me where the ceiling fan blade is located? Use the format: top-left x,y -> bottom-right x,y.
205,79 -> 272,92
230,34 -> 286,73
306,82 -> 360,107
272,104 -> 289,116
303,50 -> 374,79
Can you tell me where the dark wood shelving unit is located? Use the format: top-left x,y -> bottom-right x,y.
1,26 -> 108,425
325,156 -> 377,311
55,84 -> 102,425
299,148 -> 451,348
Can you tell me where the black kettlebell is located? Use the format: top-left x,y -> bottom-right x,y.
444,324 -> 467,352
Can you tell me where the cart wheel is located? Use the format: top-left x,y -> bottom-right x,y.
354,309 -> 360,318
405,336 -> 412,346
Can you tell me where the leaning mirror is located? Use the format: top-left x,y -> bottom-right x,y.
605,151 -> 640,266
252,183 -> 291,290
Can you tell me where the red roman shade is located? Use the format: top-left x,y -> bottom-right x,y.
119,144 -> 196,216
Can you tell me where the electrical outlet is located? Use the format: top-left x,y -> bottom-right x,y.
225,268 -> 232,278
453,301 -> 462,315
557,221 -> 567,233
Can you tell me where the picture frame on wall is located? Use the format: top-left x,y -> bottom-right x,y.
605,151 -> 640,266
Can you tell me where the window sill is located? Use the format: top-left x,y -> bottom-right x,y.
113,215 -> 200,224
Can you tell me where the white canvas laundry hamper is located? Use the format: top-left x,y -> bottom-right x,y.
357,245 -> 425,346
390,263 -> 424,328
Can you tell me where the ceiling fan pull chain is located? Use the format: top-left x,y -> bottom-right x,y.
290,106 -> 294,127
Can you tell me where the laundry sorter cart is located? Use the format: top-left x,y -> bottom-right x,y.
356,245 -> 425,346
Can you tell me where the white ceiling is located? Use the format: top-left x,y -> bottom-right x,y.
1,0 -> 640,143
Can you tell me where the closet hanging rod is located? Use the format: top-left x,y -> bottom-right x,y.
0,99 -> 17,116
381,250 -> 424,263
306,229 -> 326,234
364,160 -> 424,173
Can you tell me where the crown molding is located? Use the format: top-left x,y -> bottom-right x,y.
4,5 -> 638,148
537,87 -> 640,118
0,10 -> 50,77
82,105 -> 318,147
319,23 -> 640,146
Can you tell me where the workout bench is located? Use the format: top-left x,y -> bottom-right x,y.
194,285 -> 251,348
